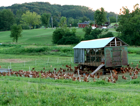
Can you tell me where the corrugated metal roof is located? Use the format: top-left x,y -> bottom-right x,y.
73,37 -> 115,49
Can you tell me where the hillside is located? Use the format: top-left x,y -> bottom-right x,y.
0,2 -> 117,20
0,28 -> 85,45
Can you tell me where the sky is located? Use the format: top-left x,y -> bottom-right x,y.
0,0 -> 140,13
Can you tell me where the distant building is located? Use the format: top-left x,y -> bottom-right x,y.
78,21 -> 97,28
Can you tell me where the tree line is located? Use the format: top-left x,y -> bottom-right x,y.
0,2 -> 117,31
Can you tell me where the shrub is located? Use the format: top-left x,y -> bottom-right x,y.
83,29 -> 103,40
57,36 -> 80,44
52,28 -> 79,45
99,32 -> 114,38
52,28 -> 65,44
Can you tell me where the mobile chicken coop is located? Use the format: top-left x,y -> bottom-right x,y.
73,37 -> 128,74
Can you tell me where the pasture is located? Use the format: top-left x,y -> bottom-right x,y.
0,28 -> 117,45
0,28 -> 140,105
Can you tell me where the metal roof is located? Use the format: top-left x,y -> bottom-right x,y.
73,37 -> 115,49
78,21 -> 90,25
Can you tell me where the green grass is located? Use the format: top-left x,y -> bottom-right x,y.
0,28 -> 85,45
110,22 -> 119,26
1,27 -> 140,105
0,28 -> 119,45
0,28 -> 54,45
0,51 -> 139,71
0,76 -> 140,105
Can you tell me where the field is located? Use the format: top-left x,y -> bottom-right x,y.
0,28 -> 85,45
0,28 -> 140,105
0,28 -> 118,45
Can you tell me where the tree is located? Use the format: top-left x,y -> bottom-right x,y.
117,4 -> 140,45
94,7 -> 107,26
15,10 -> 24,25
68,17 -> 74,27
0,9 -> 15,31
81,16 -> 90,22
83,24 -> 92,35
58,16 -> 67,28
10,24 -> 22,43
109,16 -> 116,23
98,32 -> 114,38
41,13 -> 51,28
21,11 -> 41,29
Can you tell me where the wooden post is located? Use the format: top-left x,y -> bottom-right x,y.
95,49 -> 96,66
120,41 -> 122,46
115,38 -> 117,46
92,49 -> 93,66
24,61 -> 25,67
77,69 -> 79,77
10,62 -> 11,69
90,49 -> 91,66
110,70 -> 113,82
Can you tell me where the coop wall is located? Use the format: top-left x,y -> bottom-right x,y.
77,48 -> 104,66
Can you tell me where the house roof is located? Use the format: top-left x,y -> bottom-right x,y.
78,21 -> 90,25
73,37 -> 128,49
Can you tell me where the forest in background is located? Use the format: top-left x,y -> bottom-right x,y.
0,2 -> 117,28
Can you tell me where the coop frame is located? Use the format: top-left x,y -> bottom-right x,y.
73,37 -> 129,69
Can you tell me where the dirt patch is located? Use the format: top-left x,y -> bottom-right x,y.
0,59 -> 27,63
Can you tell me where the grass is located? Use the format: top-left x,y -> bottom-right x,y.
0,28 -> 85,45
0,51 -> 139,71
0,27 -> 140,105
0,76 -> 140,105
0,28 -> 54,45
0,28 -> 118,45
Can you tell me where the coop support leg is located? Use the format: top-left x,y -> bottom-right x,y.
103,67 -> 106,75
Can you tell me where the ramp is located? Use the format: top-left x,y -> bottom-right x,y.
89,64 -> 105,76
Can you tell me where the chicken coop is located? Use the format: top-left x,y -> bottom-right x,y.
73,37 -> 128,73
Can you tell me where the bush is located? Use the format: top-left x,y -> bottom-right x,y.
104,28 -> 109,32
52,28 -> 79,45
21,24 -> 30,29
84,35 -> 95,40
52,28 -> 65,44
83,29 -> 103,40
99,32 -> 114,38
57,36 -> 80,44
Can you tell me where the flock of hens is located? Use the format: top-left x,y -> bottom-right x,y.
0,64 -> 140,83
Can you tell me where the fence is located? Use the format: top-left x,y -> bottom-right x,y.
0,55 -> 75,71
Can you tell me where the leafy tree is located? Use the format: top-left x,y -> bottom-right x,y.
10,24 -> 22,43
68,17 -> 74,27
117,4 -> 140,45
83,24 -> 103,40
15,10 -> 24,25
83,24 -> 92,35
81,16 -> 90,22
41,13 -> 51,28
21,11 -> 41,29
0,9 -> 15,31
109,16 -> 116,23
58,16 -> 67,28
94,7 -> 107,26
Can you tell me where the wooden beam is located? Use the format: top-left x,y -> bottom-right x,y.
120,41 -> 122,46
115,38 -> 117,46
